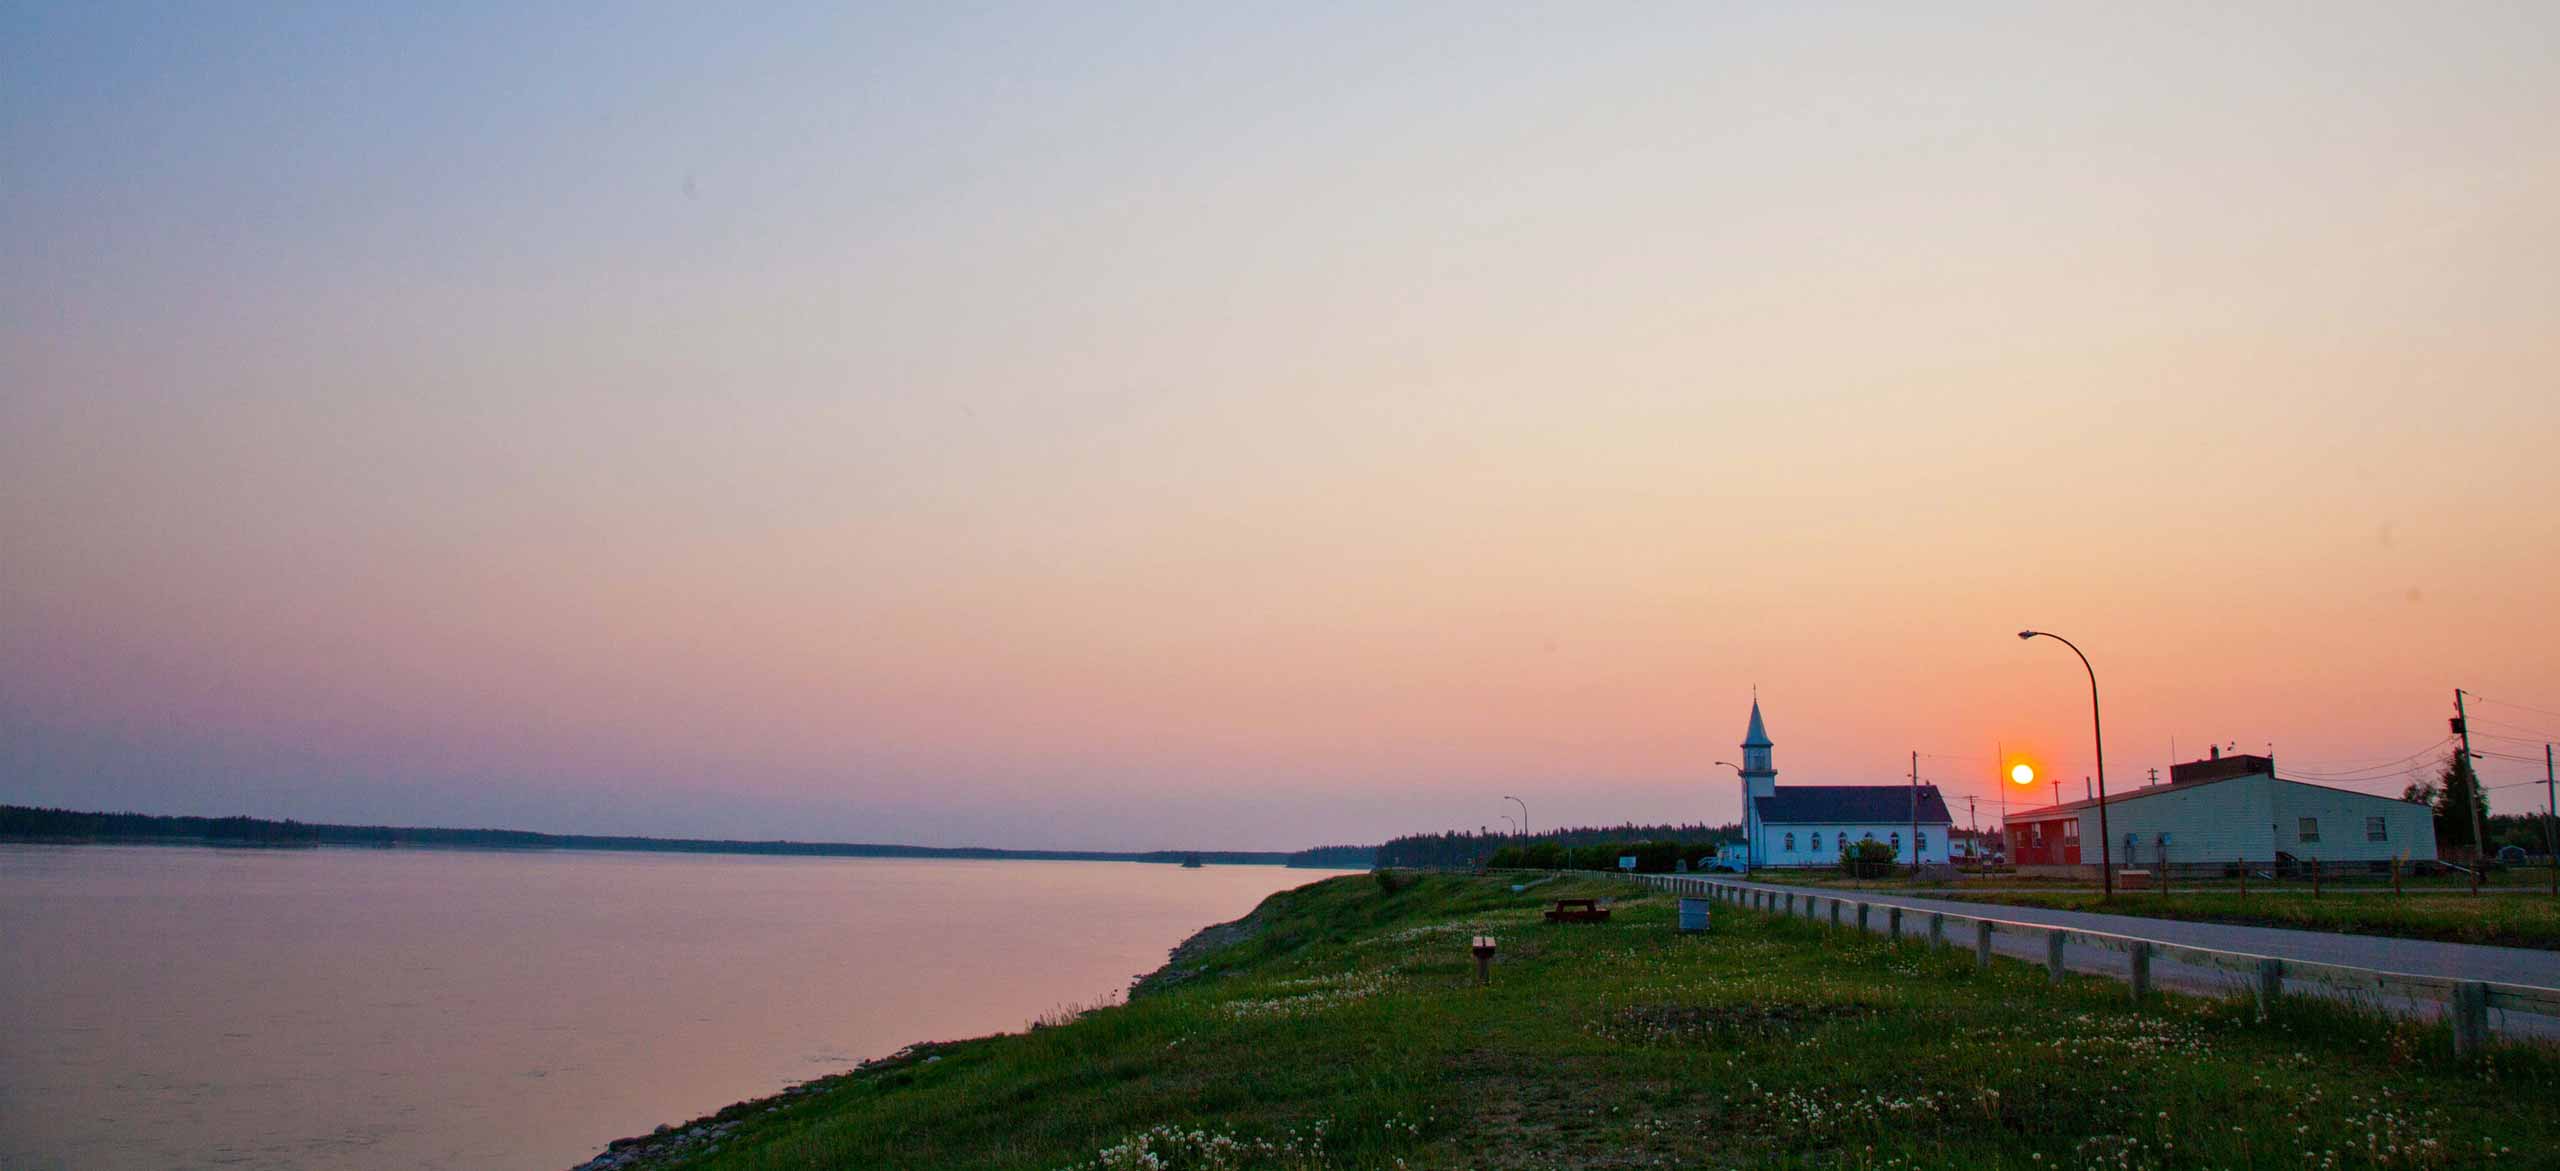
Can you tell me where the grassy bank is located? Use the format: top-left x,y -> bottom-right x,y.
610,872 -> 2554,1170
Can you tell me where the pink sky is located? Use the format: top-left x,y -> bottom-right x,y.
5,5 -> 2556,849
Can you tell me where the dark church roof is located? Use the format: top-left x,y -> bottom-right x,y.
1754,785 -> 1953,825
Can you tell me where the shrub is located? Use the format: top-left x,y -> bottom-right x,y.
1839,838 -> 1898,878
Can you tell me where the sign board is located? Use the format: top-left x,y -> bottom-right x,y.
1618,855 -> 1637,871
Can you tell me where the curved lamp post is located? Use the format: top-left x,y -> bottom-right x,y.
1713,761 -> 1749,869
2019,629 -> 2114,899
1505,795 -> 1528,839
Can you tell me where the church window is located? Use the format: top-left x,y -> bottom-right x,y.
1916,833 -> 1927,854
1810,833 -> 1822,852
1890,832 -> 1901,852
1783,833 -> 1794,852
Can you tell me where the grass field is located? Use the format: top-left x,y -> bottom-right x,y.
612,872 -> 2557,1170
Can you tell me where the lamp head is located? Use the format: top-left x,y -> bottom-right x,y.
2017,630 -> 2037,640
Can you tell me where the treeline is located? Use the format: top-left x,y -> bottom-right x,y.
1287,844 -> 1379,868
1373,822 -> 1739,870
0,805 -> 1363,867
1485,838 -> 1717,873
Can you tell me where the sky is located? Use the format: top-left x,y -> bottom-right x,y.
5,3 -> 2557,850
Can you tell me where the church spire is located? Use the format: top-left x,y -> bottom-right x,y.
1742,696 -> 1772,749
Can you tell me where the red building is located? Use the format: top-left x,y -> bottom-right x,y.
2008,808 -> 2082,866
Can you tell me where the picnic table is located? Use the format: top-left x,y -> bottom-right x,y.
1543,897 -> 1611,923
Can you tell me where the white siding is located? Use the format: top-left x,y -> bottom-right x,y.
2070,776 -> 2275,867
2270,780 -> 2438,864
2064,773 -> 2436,866
1758,821 -> 1954,867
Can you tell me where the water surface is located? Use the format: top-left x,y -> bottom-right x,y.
0,844 -> 1330,1170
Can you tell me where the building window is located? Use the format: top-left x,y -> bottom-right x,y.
2064,821 -> 2079,842
1889,832 -> 1900,853
1810,833 -> 1822,852
2298,817 -> 2320,843
1916,833 -> 1927,854
2031,824 -> 2045,846
2366,816 -> 2387,842
1783,832 -> 1795,852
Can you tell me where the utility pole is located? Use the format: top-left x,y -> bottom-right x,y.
1910,750 -> 1921,877
2455,690 -> 2485,861
1996,741 -> 2008,867
2148,767 -> 2160,787
2544,743 -> 2555,897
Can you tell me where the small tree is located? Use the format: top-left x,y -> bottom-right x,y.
1839,837 -> 1899,879
2422,752 -> 2490,856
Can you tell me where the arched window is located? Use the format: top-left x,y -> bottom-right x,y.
1810,833 -> 1822,852
1783,832 -> 1795,852
1916,833 -> 1928,854
1862,831 -> 1875,841
1890,832 -> 1901,852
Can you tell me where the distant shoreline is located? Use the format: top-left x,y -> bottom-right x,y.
0,804 -> 1377,869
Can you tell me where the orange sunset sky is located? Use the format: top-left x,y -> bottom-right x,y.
4,4 -> 2556,849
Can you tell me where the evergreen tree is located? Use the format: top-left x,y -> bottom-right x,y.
2426,751 -> 2489,854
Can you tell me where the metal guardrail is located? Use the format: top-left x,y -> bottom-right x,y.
1618,872 -> 2560,1055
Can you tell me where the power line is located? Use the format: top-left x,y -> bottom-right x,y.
2465,693 -> 2560,722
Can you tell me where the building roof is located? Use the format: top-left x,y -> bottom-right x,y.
1742,699 -> 1771,748
1754,785 -> 1952,825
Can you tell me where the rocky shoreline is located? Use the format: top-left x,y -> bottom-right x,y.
566,904 -> 1274,1169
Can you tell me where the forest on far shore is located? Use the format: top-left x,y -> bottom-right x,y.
0,804 -> 1374,868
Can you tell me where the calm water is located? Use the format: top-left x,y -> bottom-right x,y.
0,844 -> 1332,1171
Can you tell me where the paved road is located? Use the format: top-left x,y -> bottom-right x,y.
1710,878 -> 2560,1039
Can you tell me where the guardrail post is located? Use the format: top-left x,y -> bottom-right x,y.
2128,941 -> 2152,1004
1829,898 -> 1842,928
2045,931 -> 2066,985
2254,959 -> 2283,1017
2451,982 -> 2489,1057
1888,907 -> 1903,941
1784,892 -> 1795,916
1928,912 -> 1944,947
1856,902 -> 1870,933
1974,920 -> 1993,969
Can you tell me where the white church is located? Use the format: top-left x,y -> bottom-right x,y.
1711,699 -> 1956,870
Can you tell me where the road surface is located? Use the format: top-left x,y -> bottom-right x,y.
1712,877 -> 2559,1039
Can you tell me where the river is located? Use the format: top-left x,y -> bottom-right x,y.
0,843 -> 1332,1170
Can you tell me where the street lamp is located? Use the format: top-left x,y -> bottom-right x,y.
1500,814 -> 1518,837
2019,629 -> 2114,899
1714,761 -> 1750,870
1504,795 -> 1528,840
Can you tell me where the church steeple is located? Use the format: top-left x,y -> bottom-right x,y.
1740,697 -> 1775,780
1733,693 -> 1780,870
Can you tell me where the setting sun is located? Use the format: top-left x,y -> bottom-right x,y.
2010,763 -> 2037,786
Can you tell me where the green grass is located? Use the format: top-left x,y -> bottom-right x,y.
634,873 -> 2556,1170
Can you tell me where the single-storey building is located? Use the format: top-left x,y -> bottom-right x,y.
2006,751 -> 2438,877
